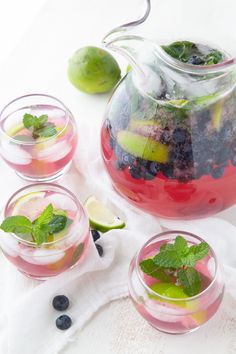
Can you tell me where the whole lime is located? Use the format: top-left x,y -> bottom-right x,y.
68,46 -> 121,94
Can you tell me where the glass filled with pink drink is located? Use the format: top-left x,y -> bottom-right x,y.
0,94 -> 78,181
0,184 -> 90,280
128,231 -> 224,334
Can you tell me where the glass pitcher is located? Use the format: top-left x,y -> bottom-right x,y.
100,0 -> 236,219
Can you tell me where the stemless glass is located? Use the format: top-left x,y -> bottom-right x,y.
0,94 -> 78,182
0,184 -> 90,280
128,231 -> 224,334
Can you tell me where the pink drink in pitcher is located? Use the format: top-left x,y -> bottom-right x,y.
0,94 -> 77,181
0,184 -> 90,280
128,231 -> 224,334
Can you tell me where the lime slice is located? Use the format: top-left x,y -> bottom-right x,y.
117,131 -> 169,163
6,123 -> 24,137
150,282 -> 206,325
150,282 -> 188,300
12,191 -> 47,219
84,196 -> 125,232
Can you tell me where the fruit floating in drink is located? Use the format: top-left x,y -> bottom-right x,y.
0,184 -> 90,280
128,231 -> 224,334
0,94 -> 77,181
101,40 -> 236,219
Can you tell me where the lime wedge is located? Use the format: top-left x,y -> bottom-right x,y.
6,123 -> 24,137
117,131 -> 169,163
84,196 -> 125,232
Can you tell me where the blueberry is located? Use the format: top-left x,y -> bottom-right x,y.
109,137 -> 115,150
160,129 -> 171,144
220,123 -> 233,142
215,148 -> 230,165
144,172 -> 155,180
114,144 -> 123,158
53,295 -> 70,311
172,128 -> 189,144
56,315 -> 72,330
162,164 -> 174,178
188,55 -> 205,65
178,175 -> 191,183
129,166 -> 142,179
91,230 -> 100,242
137,158 -> 148,168
96,244 -> 104,257
121,153 -> 135,166
115,160 -> 126,170
211,166 -> 225,179
148,162 -> 160,176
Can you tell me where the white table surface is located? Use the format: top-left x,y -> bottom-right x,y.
0,1 -> 236,353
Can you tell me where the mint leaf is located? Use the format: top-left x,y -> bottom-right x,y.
189,242 -> 209,262
174,236 -> 188,255
23,113 -> 36,129
0,216 -> 32,234
33,124 -> 57,138
48,215 -> 68,234
177,267 -> 201,296
140,259 -> 172,282
38,115 -> 48,126
34,204 -> 53,225
23,113 -> 56,139
153,250 -> 183,268
160,243 -> 175,252
32,224 -> 50,245
181,253 -> 196,267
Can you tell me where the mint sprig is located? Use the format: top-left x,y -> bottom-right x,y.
23,113 -> 57,139
0,204 -> 70,246
140,235 -> 209,297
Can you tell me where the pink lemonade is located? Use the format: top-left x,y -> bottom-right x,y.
0,184 -> 90,280
128,231 -> 224,334
0,95 -> 78,181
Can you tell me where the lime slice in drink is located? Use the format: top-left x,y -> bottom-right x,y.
84,196 -> 125,232
12,191 -> 47,219
117,131 -> 169,163
150,282 -> 188,300
6,123 -> 24,137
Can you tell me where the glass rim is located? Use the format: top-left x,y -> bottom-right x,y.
0,93 -> 73,146
3,183 -> 86,248
135,230 -> 219,302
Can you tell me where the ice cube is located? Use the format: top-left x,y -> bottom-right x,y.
1,140 -> 31,165
21,248 -> 65,265
0,234 -> 18,257
35,140 -> 71,162
46,193 -> 74,211
145,298 -> 184,323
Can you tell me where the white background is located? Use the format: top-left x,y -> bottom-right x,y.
0,1 -> 235,353
0,0 -> 46,66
